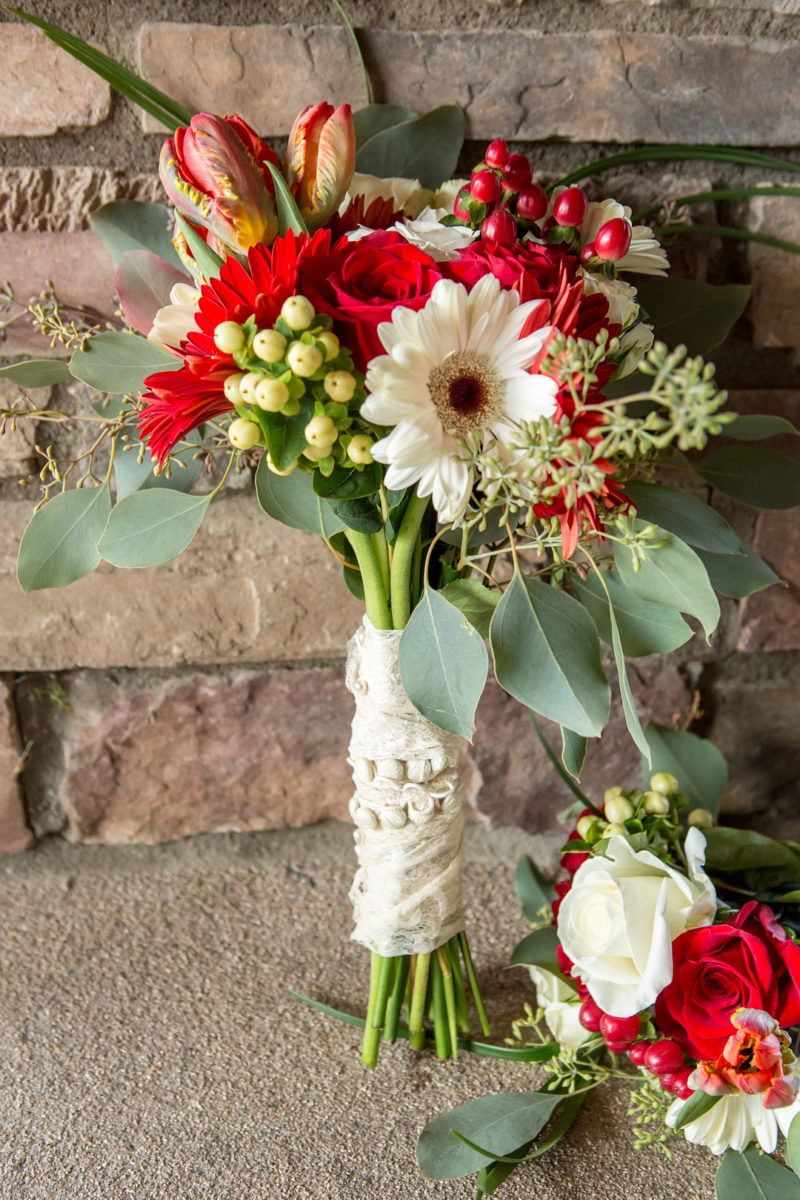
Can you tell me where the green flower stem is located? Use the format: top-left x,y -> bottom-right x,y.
657,222 -> 800,256
383,955 -> 410,1044
389,492 -> 430,630
362,953 -> 395,1069
372,528 -> 390,598
552,144 -> 800,191
431,961 -> 450,1059
408,952 -> 431,1050
633,184 -> 800,223
345,528 -> 392,630
446,937 -> 471,1033
459,931 -> 490,1037
436,945 -> 459,1060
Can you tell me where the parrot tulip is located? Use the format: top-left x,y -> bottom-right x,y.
285,103 -> 356,230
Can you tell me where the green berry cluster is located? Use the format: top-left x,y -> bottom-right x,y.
566,772 -> 714,860
221,297 -> 375,474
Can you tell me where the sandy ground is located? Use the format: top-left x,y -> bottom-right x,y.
0,821 -> 717,1199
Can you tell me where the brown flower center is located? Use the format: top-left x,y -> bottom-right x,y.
427,351 -> 504,436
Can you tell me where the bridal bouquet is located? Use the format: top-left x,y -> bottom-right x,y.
418,732 -> 800,1200
4,8 -> 800,1069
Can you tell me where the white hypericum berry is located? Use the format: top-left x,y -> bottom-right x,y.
347,434 -> 374,465
223,372 -> 247,404
281,295 -> 316,331
600,822 -> 627,838
287,342 -> 324,378
304,414 -> 338,447
214,321 -> 246,354
317,331 -> 340,362
643,790 -> 671,815
254,377 -> 290,413
253,329 -> 288,362
228,418 -> 260,450
604,795 -> 634,824
323,370 -> 357,403
266,454 -> 297,476
302,443 -> 331,462
576,815 -> 595,841
239,371 -> 263,402
650,771 -> 679,795
687,807 -> 714,829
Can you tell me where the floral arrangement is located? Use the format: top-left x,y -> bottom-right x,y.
3,6 -> 800,1092
417,731 -> 800,1200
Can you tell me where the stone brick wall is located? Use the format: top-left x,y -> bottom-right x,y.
2,0 -> 800,852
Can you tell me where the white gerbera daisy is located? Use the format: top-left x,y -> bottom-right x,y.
666,1087 -> 800,1157
581,198 -> 669,277
361,275 -> 558,524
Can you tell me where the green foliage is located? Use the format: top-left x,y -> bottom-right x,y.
70,331 -> 180,395
253,399 -> 314,471
17,483 -> 111,592
355,105 -> 465,190
509,926 -> 563,975
572,571 -> 693,658
115,249 -> 188,334
634,278 -> 750,355
725,414 -> 800,441
398,586 -> 488,738
697,445 -> 800,509
602,575 -> 650,758
697,542 -> 781,598
623,481 -> 742,554
113,432 -> 202,500
265,162 -> 308,237
490,572 -> 610,738
254,458 -> 345,537
416,1092 -> 563,1180
352,104 -> 416,147
174,213 -> 224,280
440,578 -> 500,638
715,1146 -> 800,1200
703,827 -> 800,874
0,359 -> 72,386
613,523 -> 720,640
313,462 -> 382,500
91,200 -> 183,269
671,1090 -> 721,1131
787,1114 -> 800,1177
97,490 -> 211,567
560,727 -> 587,781
514,855 -> 555,923
642,725 -> 728,818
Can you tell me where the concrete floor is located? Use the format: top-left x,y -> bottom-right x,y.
0,822 -> 717,1200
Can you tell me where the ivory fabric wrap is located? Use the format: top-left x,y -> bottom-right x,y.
346,617 -> 465,957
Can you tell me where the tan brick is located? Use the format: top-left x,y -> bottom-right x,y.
738,509 -> 800,652
0,677 -> 32,852
140,24 -> 800,145
0,24 -> 110,137
0,380 -> 49,477
0,231 -> 117,357
748,196 -> 800,363
0,494 -> 364,671
0,167 -> 161,235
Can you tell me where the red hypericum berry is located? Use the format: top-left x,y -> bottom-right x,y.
659,1071 -> 681,1094
599,1013 -> 640,1049
605,1040 -> 634,1054
516,184 -> 549,222
594,217 -> 633,262
579,241 -> 597,265
644,1039 -> 685,1076
485,138 -> 509,168
578,997 -> 604,1032
671,1067 -> 695,1101
453,186 -> 472,222
628,1040 -> 650,1066
552,186 -> 588,228
470,169 -> 502,204
481,208 -> 517,245
502,153 -> 533,191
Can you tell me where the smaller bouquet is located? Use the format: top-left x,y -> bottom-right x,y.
418,730 -> 800,1200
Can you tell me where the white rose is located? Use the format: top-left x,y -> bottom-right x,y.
391,208 -> 478,261
578,270 -> 639,329
341,172 -> 434,219
556,829 -> 716,1017
528,965 -> 588,1053
666,1088 -> 800,1156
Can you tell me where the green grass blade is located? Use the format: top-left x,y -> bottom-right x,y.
331,0 -> 373,105
552,145 -> 800,190
634,184 -> 800,223
657,222 -> 800,255
8,6 -> 193,129
528,712 -> 599,814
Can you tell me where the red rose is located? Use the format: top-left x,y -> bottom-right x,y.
445,239 -> 575,303
654,902 -> 800,1061
318,230 -> 443,369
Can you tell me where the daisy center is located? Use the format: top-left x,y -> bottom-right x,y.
427,351 -> 505,436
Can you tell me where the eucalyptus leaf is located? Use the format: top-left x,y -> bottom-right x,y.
642,725 -> 727,818
440,578 -> 500,639
703,827 -> 800,874
601,578 -> 651,759
352,103 -> 417,148
624,481 -> 742,554
115,249 -> 188,336
726,414 -> 800,441
509,926 -> 562,973
17,483 -> 111,592
254,458 -> 345,537
490,573 -> 610,738
356,105 -> 465,190
0,359 -> 72,386
697,542 -> 781,598
672,1090 -> 721,1131
416,1091 -> 563,1181
174,213 -> 224,280
715,1145 -> 800,1200
613,523 -> 720,640
113,431 -> 202,500
697,446 -> 800,509
561,727 -> 588,780
515,855 -> 555,922
70,331 -> 180,395
398,586 -> 488,738
573,571 -> 693,658
97,490 -> 211,567
634,278 -> 750,355
91,200 -> 182,269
